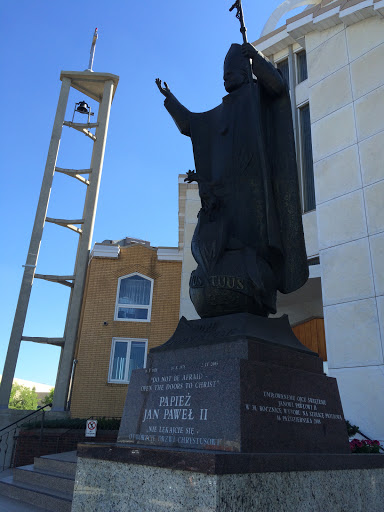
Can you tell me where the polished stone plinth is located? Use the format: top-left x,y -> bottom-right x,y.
72,444 -> 384,512
118,328 -> 349,454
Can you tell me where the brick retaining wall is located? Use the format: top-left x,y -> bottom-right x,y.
13,429 -> 118,467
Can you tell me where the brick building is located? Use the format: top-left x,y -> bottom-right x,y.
69,238 -> 182,418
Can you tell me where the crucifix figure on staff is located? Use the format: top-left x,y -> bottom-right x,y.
155,0 -> 308,319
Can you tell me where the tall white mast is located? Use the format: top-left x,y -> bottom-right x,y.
0,30 -> 119,411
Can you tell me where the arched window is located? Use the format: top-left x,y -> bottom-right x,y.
114,273 -> 154,322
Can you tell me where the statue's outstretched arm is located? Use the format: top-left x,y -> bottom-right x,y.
155,79 -> 191,137
242,43 -> 285,96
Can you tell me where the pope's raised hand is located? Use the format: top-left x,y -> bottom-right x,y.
155,78 -> 171,98
241,42 -> 257,59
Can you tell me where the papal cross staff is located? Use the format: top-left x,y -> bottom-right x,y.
229,0 -> 248,44
229,0 -> 254,84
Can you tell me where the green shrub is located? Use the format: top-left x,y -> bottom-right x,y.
346,420 -> 359,437
21,417 -> 121,430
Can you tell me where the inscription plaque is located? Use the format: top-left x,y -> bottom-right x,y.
119,360 -> 237,451
118,343 -> 350,454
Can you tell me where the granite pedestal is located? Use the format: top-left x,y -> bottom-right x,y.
72,445 -> 384,512
71,315 -> 384,511
118,314 -> 350,454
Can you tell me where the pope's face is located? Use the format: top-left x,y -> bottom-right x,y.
224,69 -> 246,93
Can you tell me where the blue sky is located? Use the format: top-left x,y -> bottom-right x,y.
0,1 -> 305,387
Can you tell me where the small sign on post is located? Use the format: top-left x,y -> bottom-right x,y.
85,419 -> 98,437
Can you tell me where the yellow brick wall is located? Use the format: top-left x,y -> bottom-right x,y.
70,245 -> 182,418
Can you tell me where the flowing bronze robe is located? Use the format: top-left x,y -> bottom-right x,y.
164,49 -> 308,317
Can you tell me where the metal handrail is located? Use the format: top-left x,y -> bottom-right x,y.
0,403 -> 52,471
0,403 -> 52,434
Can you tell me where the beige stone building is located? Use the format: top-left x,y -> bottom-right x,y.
179,0 -> 384,443
258,0 -> 384,440
70,238 -> 182,418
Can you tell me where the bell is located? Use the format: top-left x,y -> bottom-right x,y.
76,101 -> 90,114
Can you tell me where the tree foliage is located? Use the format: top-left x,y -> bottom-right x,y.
40,388 -> 54,407
9,382 -> 38,410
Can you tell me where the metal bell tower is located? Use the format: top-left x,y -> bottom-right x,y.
0,29 -> 119,411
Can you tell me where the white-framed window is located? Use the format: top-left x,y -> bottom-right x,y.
114,273 -> 154,322
108,338 -> 148,383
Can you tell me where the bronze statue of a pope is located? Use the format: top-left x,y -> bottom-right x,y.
156,42 -> 308,319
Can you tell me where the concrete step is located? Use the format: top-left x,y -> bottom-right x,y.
0,493 -> 48,512
0,475 -> 72,512
33,451 -> 77,478
13,465 -> 75,494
